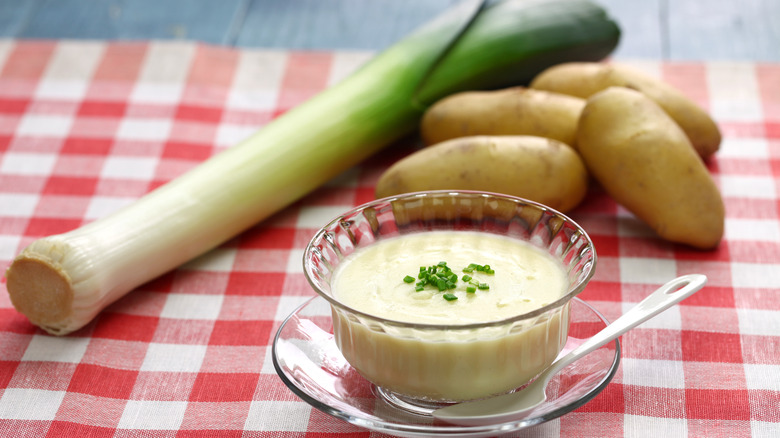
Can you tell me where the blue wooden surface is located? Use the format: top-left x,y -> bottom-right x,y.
0,0 -> 778,60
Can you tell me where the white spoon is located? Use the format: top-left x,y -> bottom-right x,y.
433,273 -> 708,426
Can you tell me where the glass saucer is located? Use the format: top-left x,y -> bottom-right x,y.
272,296 -> 620,438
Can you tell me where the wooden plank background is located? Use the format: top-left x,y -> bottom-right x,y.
0,0 -> 777,61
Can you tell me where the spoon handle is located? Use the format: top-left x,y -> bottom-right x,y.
553,274 -> 707,372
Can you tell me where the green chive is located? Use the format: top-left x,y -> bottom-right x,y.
406,261 -> 493,294
443,293 -> 458,301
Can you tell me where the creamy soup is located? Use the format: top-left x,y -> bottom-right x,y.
329,230 -> 572,401
332,230 -> 568,325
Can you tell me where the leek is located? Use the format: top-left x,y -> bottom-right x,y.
5,0 -> 619,335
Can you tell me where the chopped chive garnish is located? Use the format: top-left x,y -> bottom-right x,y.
404,261 -> 494,299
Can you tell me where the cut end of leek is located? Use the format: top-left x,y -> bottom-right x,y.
7,248 -> 76,335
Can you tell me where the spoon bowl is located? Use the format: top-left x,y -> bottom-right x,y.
433,273 -> 707,426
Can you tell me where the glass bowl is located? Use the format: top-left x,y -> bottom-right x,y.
272,295 -> 620,436
302,191 -> 597,411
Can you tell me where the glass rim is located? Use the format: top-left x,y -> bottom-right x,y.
302,190 -> 598,331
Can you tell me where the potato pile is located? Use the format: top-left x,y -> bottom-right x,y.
375,62 -> 725,249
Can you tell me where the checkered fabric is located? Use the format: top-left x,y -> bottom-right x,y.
0,40 -> 778,437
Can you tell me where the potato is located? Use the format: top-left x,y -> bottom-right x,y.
530,62 -> 721,160
577,87 -> 724,249
375,135 -> 588,213
420,87 -> 585,149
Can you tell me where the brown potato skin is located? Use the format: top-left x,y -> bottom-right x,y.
576,87 -> 724,249
531,62 -> 721,160
375,135 -> 588,213
420,87 -> 585,149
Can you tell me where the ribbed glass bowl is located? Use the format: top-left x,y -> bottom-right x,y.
303,191 -> 596,408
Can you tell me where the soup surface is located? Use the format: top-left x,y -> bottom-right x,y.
332,230 -> 568,325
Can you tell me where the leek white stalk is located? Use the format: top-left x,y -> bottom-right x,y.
5,0 -> 619,335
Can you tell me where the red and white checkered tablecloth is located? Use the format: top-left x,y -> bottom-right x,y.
0,40 -> 778,437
